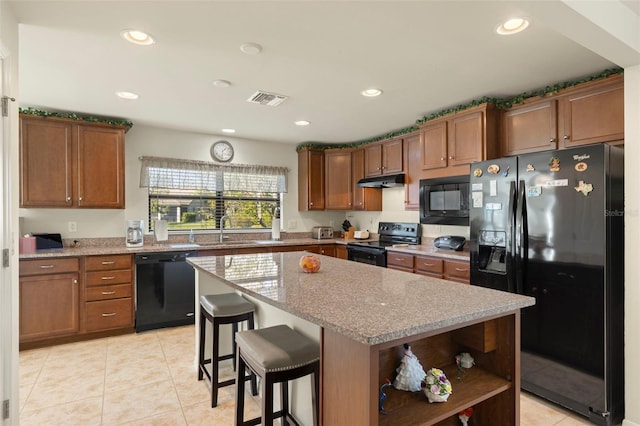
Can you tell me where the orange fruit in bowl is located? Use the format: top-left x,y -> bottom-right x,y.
299,254 -> 321,273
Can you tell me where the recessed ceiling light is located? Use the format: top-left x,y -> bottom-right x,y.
213,79 -> 231,88
496,18 -> 530,35
221,128 -> 236,134
295,120 -> 310,126
116,91 -> 139,100
361,88 -> 383,97
240,42 -> 263,55
121,29 -> 155,45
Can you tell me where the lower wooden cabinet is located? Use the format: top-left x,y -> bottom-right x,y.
335,245 -> 347,260
84,254 -> 134,333
388,251 -> 470,284
19,258 -> 80,343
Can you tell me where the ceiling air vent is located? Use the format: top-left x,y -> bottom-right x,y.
247,90 -> 288,106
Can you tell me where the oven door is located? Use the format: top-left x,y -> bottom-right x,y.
347,245 -> 386,267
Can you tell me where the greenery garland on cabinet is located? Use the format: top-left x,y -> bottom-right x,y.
296,67 -> 623,152
19,107 -> 134,131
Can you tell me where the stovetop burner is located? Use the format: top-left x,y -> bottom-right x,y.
348,222 -> 421,250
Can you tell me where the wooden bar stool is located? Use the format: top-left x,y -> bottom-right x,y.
198,293 -> 257,408
234,324 -> 320,426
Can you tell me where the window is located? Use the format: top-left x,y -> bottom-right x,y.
140,156 -> 288,232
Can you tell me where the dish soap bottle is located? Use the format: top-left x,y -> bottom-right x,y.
189,229 -> 195,244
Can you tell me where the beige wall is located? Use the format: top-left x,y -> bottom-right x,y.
18,123 -> 346,238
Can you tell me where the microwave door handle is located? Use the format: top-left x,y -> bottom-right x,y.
506,180 -> 516,293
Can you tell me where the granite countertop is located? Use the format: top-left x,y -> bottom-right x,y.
188,252 -> 534,346
385,237 -> 470,261
18,237 -> 337,259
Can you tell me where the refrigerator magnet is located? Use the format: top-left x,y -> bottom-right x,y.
549,156 -> 560,172
574,180 -> 594,196
503,165 -> 510,177
526,164 -> 535,172
575,162 -> 588,172
487,164 -> 500,174
472,191 -> 483,208
473,168 -> 483,177
527,186 -> 542,197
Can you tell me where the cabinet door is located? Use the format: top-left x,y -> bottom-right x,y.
298,149 -> 325,210
387,251 -> 414,272
403,133 -> 421,210
558,79 -> 624,148
352,149 -> 382,211
20,273 -> 79,341
76,125 -> 125,208
502,99 -> 558,155
364,143 -> 383,176
335,245 -> 348,260
421,120 -> 447,170
382,138 -> 403,174
325,150 -> 352,210
20,118 -> 73,207
448,110 -> 483,166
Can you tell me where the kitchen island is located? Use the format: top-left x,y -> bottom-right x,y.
188,252 -> 534,426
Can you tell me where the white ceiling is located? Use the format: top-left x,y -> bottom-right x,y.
7,1 -> 639,145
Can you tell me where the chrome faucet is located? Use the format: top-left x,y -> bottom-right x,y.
219,214 -> 231,243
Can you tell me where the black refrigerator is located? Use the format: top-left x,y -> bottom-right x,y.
469,144 -> 624,425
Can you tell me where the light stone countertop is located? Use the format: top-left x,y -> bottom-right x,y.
188,251 -> 534,346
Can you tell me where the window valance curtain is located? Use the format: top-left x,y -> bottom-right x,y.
139,156 -> 289,193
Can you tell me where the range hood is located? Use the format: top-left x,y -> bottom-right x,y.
357,173 -> 405,188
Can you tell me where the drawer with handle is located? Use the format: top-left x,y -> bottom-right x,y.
86,284 -> 132,301
85,269 -> 132,286
19,258 -> 79,276
85,254 -> 132,271
414,256 -> 444,275
444,259 -> 470,282
387,252 -> 414,270
86,298 -> 133,331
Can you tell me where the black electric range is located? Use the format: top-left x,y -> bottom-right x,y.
347,222 -> 421,267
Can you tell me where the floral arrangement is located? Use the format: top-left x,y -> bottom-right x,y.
421,368 -> 452,403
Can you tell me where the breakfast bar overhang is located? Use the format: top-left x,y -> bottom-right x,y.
188,252 -> 535,426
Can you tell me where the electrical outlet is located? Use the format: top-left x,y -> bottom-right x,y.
68,221 -> 77,232
287,220 -> 297,230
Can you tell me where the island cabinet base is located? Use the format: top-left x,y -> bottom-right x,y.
322,312 -> 520,426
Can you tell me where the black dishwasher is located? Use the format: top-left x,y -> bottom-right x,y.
134,251 -> 196,332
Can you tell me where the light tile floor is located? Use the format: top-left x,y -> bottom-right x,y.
19,325 -> 591,425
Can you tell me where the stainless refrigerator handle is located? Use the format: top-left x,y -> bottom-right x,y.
506,180 -> 516,293
514,180 -> 527,294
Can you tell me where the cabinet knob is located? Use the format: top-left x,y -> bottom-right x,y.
66,196 -> 71,201
78,197 -> 83,201
310,202 -> 313,206
73,279 -> 78,284
376,167 -> 381,171
563,135 -> 569,140
449,156 -> 454,160
549,138 -> 555,143
440,157 -> 445,161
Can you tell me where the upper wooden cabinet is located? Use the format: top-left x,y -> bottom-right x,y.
501,99 -> 558,155
352,148 -> 382,211
20,115 -> 126,209
557,75 -> 624,148
325,149 -> 352,210
298,148 -> 325,211
403,132 -> 421,210
501,75 -> 624,156
364,138 -> 403,177
420,103 -> 498,178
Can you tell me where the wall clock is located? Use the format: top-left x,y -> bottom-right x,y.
210,140 -> 234,163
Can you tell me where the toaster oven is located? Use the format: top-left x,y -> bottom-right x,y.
311,226 -> 334,239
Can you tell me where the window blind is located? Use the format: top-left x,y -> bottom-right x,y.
139,156 -> 288,193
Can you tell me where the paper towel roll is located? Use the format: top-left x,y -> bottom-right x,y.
271,219 -> 280,241
154,220 -> 168,242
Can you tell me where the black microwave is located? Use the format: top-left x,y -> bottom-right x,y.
419,176 -> 470,225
